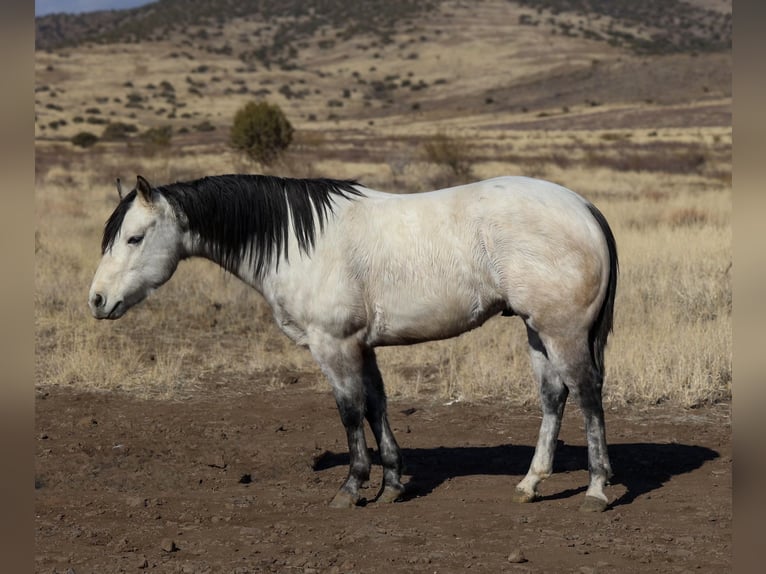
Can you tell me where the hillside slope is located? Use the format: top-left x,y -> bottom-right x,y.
35,0 -> 731,148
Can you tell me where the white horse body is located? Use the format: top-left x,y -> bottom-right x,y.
89,173 -> 617,512
248,177 -> 607,351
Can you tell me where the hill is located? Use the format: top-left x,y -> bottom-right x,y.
35,0 -> 731,55
35,0 -> 731,148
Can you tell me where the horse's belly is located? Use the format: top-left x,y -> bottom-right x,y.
366,289 -> 504,346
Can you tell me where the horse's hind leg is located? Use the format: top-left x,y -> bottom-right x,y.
310,335 -> 371,508
362,348 -> 405,503
530,333 -> 612,512
574,360 -> 612,512
513,325 -> 569,503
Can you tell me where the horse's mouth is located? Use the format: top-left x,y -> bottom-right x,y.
106,301 -> 125,319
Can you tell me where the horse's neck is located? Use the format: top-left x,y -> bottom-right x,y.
179,187 -> 363,295
180,229 -> 267,292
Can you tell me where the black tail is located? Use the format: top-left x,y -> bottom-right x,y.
585,202 -> 618,377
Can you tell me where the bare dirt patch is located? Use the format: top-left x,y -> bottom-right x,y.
35,380 -> 730,573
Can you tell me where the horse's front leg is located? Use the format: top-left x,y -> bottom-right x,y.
362,348 -> 405,503
310,334 -> 371,508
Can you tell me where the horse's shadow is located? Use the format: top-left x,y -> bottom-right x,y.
312,441 -> 719,509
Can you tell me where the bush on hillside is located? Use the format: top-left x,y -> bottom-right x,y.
229,100 -> 293,165
422,132 -> 473,180
71,131 -> 99,148
101,122 -> 138,141
140,125 -> 173,148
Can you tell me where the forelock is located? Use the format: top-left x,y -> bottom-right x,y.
101,189 -> 138,253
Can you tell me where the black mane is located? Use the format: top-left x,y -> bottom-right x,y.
101,174 -> 364,276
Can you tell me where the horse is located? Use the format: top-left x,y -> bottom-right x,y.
89,173 -> 618,512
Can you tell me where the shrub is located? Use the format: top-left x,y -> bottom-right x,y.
422,133 -> 473,180
194,121 -> 216,132
140,125 -> 172,147
229,100 -> 293,165
101,122 -> 138,141
71,132 -> 98,148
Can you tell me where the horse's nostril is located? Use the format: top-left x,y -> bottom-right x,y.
93,293 -> 104,308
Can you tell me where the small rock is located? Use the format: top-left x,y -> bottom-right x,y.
160,538 -> 178,552
239,473 -> 252,484
137,556 -> 149,569
507,549 -> 527,563
76,416 -> 97,428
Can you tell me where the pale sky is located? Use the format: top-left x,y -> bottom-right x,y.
36,1 -> 156,17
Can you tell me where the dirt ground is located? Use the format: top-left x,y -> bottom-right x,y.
35,378 -> 731,574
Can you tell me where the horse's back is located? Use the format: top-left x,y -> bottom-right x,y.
340,177 -> 610,344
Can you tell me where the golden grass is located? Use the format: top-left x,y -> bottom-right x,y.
35,125 -> 731,408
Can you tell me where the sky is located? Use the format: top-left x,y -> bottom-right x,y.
36,1 -> 157,17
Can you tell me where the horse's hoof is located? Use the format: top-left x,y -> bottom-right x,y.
579,495 -> 608,513
511,488 -> 537,504
329,490 -> 358,509
376,485 -> 405,504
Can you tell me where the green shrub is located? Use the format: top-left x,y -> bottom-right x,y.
71,132 -> 99,148
229,100 -> 293,165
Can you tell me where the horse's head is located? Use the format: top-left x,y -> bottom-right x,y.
89,175 -> 184,319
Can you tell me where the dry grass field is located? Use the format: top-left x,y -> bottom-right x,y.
35,0 -> 731,408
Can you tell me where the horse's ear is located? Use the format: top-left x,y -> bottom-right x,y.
136,175 -> 154,205
115,178 -> 123,201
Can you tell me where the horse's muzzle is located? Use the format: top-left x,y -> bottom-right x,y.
89,292 -> 123,320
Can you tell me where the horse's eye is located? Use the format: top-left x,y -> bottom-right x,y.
127,235 -> 144,245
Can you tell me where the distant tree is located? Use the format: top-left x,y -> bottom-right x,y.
229,101 -> 293,165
